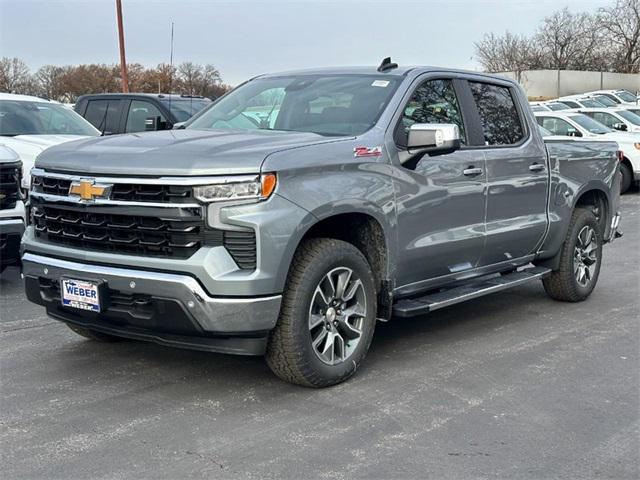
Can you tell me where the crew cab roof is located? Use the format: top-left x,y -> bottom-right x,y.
257,65 -> 520,84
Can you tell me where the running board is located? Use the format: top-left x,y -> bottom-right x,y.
392,266 -> 551,318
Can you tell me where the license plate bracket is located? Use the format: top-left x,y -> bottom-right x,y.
60,277 -> 108,313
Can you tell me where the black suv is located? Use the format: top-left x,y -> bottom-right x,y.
74,93 -> 212,135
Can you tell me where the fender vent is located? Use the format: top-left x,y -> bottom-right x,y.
223,230 -> 256,270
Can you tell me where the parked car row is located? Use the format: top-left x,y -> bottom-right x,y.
530,89 -> 640,193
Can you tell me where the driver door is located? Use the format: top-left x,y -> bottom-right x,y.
392,78 -> 486,292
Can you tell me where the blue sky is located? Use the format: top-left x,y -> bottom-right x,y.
1,0 -> 607,85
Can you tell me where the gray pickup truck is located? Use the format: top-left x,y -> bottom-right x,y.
22,61 -> 621,387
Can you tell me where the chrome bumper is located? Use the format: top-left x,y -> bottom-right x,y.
22,253 -> 281,333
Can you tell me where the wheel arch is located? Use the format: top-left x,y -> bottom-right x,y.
280,205 -> 395,320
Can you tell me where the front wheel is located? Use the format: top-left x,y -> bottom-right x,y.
266,238 -> 377,387
542,208 -> 602,302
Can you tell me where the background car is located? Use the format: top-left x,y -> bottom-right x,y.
557,96 -> 607,108
534,110 -> 640,193
575,107 -> 640,133
0,92 -> 100,189
74,93 -> 212,135
585,89 -> 639,106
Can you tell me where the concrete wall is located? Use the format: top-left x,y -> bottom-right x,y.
497,69 -> 640,99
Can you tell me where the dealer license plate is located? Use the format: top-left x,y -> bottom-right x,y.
60,278 -> 101,312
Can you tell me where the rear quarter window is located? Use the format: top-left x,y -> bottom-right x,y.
469,82 -> 525,146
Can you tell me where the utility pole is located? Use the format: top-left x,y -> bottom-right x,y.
115,0 -> 129,92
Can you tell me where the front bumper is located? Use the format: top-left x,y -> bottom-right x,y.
1,217 -> 25,267
22,253 -> 282,355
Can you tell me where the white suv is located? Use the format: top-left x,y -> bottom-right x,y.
585,89 -> 638,106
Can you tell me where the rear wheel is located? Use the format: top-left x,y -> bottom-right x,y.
66,323 -> 122,342
266,238 -> 377,387
620,162 -> 632,194
542,208 -> 602,302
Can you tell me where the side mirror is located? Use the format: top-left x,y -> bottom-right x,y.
406,123 -> 461,158
145,116 -> 160,131
612,122 -> 627,131
567,130 -> 582,137
173,122 -> 186,129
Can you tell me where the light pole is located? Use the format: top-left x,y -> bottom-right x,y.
115,0 -> 129,92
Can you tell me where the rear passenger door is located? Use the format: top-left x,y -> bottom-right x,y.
469,81 -> 548,265
82,99 -> 124,135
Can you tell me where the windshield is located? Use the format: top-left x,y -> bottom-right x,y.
617,110 -> 640,126
547,102 -> 569,111
580,98 -> 604,108
616,90 -> 637,103
188,75 -> 401,136
593,95 -> 617,107
160,98 -> 212,122
569,114 -> 612,134
0,100 -> 99,137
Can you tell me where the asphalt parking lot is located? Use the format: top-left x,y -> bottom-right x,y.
1,193 -> 638,480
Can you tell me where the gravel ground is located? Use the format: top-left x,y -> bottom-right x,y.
1,193 -> 638,480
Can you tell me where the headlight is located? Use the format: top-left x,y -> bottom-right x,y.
193,173 -> 277,203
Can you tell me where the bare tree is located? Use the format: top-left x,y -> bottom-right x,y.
34,65 -> 67,100
474,31 -> 543,72
598,0 -> 640,73
0,57 -> 33,93
178,62 -> 202,96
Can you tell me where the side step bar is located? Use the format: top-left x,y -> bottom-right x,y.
392,266 -> 551,318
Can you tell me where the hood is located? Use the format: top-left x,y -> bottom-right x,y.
601,131 -> 640,144
0,134 -> 92,188
35,128 -> 349,176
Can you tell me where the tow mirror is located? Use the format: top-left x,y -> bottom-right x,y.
406,123 -> 461,157
612,122 -> 627,132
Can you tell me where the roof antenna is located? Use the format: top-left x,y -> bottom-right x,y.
377,57 -> 398,72
168,21 -> 174,115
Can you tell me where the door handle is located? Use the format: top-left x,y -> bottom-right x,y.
463,167 -> 483,176
529,163 -> 546,172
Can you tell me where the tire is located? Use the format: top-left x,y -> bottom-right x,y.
542,208 -> 602,302
266,238 -> 377,387
66,323 -> 122,342
620,162 -> 632,194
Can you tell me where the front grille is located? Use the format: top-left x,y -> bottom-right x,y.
32,205 -> 218,259
31,175 -> 193,203
0,162 -> 21,210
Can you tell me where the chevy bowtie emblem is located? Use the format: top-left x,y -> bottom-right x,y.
69,179 -> 112,201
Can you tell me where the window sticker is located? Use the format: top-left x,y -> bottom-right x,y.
371,80 -> 390,88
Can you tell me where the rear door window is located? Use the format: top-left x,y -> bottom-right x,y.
535,116 -> 580,136
469,82 -> 525,145
83,99 -> 123,134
